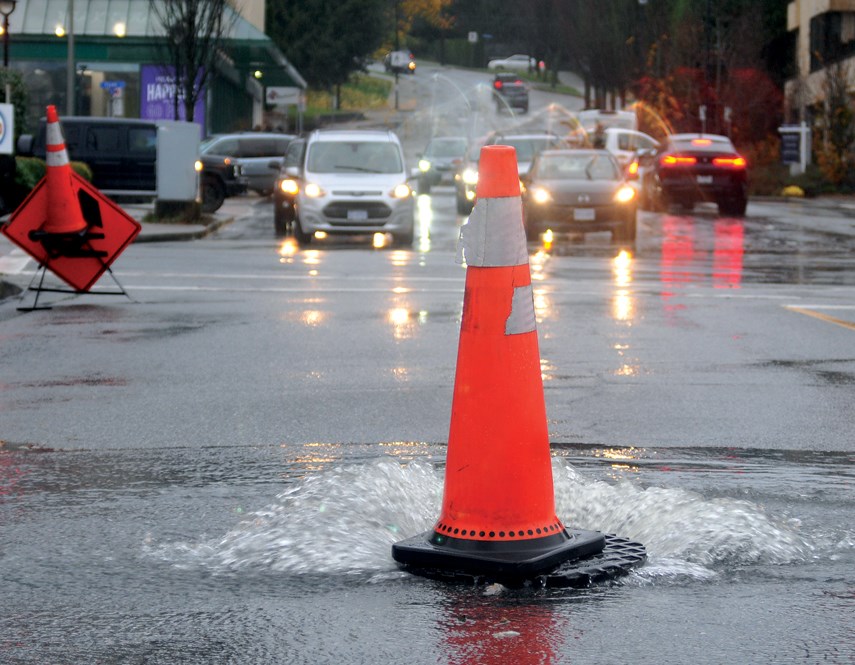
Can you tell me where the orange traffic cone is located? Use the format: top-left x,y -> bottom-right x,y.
392,145 -> 605,581
39,105 -> 87,236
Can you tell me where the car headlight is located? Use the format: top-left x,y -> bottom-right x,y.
391,183 -> 412,199
462,168 -> 478,185
614,185 -> 636,204
194,160 -> 203,172
304,182 -> 325,198
279,178 -> 299,196
418,159 -> 431,172
531,187 -> 552,204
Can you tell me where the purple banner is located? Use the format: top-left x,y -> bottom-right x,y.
140,65 -> 206,133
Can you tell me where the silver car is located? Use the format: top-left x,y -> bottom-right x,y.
290,129 -> 415,246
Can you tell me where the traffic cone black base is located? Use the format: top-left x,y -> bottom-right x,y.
392,527 -> 605,579
392,532 -> 646,588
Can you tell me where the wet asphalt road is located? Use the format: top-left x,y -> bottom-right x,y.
2,64 -> 854,661
1,188 -> 853,663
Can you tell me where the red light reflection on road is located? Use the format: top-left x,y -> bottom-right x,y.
659,215 -> 745,315
659,215 -> 697,313
439,594 -> 570,664
712,219 -> 744,289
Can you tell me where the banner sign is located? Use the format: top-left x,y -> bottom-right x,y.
140,65 -> 206,129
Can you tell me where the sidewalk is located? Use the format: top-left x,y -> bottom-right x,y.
121,201 -> 235,243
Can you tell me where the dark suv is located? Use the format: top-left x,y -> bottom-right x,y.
197,153 -> 246,213
199,132 -> 294,196
492,73 -> 529,114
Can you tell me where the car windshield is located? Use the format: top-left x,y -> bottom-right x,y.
426,139 -> 467,157
670,137 -> 735,152
307,141 -> 403,174
199,137 -> 234,155
535,153 -> 620,181
501,138 -> 560,161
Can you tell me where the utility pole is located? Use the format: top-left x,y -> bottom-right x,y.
394,0 -> 400,111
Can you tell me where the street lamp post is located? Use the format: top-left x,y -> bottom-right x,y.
66,0 -> 75,115
0,0 -> 17,104
0,0 -> 16,69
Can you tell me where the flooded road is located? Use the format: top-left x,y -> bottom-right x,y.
2,441 -> 852,663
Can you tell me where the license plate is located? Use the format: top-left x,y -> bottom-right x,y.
574,208 -> 595,221
347,209 -> 369,221
697,175 -> 713,184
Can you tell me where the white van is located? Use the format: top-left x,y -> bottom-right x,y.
289,129 -> 415,246
576,109 -> 638,133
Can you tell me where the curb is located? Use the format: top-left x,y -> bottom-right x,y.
133,214 -> 235,243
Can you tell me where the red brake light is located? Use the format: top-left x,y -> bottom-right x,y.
712,156 -> 747,169
661,155 -> 697,166
494,80 -> 503,89
691,138 -> 712,146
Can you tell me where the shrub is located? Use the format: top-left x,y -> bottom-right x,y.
71,161 -> 93,182
15,156 -> 45,190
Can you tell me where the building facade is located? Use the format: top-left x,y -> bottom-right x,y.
786,0 -> 855,121
4,0 -> 304,136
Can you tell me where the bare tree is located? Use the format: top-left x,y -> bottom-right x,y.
151,0 -> 237,122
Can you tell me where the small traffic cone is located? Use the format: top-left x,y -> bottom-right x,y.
38,105 -> 87,236
392,145 -> 605,581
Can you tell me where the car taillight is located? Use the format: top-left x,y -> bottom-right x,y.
712,156 -> 747,169
494,80 -> 503,90
627,160 -> 639,177
661,155 -> 697,167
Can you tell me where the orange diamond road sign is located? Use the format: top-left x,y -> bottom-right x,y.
1,173 -> 141,292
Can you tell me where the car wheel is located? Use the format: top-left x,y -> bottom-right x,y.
719,194 -> 747,217
394,225 -> 415,247
456,193 -> 473,215
637,187 -> 649,210
274,203 -> 294,237
201,175 -> 226,213
292,215 -> 312,245
652,186 -> 669,213
612,212 -> 637,244
523,211 -> 540,241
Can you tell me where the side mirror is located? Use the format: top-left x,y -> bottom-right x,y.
268,159 -> 282,170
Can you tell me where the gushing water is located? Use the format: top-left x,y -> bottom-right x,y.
149,457 -> 824,583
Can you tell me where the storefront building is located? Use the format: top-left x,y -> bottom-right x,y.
4,0 -> 305,136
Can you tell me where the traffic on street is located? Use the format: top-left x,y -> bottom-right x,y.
1,60 -> 854,664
